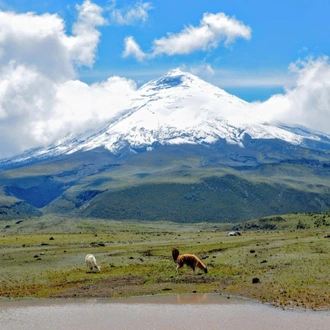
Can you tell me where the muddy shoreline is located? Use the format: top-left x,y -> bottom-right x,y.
0,293 -> 249,306
0,292 -> 328,312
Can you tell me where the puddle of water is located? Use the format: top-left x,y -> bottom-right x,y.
0,294 -> 329,330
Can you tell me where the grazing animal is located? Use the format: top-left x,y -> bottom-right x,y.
85,254 -> 100,273
172,248 -> 208,274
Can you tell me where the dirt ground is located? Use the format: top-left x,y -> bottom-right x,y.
52,274 -> 215,299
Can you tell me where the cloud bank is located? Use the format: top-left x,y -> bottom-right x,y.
252,56 -> 330,134
0,0 -> 137,158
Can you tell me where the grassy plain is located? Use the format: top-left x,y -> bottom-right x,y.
1,214 -> 330,310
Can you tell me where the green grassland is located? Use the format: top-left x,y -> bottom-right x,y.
1,213 -> 330,309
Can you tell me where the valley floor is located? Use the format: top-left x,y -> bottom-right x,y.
1,215 -> 330,310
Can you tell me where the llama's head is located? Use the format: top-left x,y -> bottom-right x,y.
95,265 -> 100,272
204,267 -> 208,274
172,248 -> 180,262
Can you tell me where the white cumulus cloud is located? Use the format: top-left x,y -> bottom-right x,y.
67,0 -> 107,67
153,12 -> 251,56
123,36 -> 147,61
123,12 -> 251,60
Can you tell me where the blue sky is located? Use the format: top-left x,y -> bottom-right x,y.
1,0 -> 330,157
3,0 -> 329,100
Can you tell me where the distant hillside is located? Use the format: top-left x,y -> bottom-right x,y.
45,175 -> 330,223
0,143 -> 330,222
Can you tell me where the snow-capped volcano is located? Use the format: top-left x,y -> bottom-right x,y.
70,68 -> 307,152
2,69 -> 330,166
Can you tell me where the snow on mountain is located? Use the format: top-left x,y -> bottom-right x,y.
71,68 -> 306,152
1,68 -> 330,166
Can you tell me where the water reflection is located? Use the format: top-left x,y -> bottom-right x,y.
177,293 -> 207,304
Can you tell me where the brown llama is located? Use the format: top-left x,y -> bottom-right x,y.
172,248 -> 208,274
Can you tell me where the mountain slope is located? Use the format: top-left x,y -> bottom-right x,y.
1,69 -> 330,222
2,69 -> 330,169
